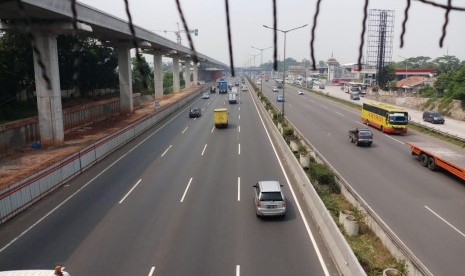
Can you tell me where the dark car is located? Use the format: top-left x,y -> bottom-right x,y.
189,108 -> 201,118
423,111 -> 445,124
350,92 -> 360,100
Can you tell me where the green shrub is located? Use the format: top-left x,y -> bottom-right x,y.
283,126 -> 294,136
308,163 -> 338,193
299,144 -> 309,155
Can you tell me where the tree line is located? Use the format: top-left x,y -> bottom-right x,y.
0,32 -> 183,121
254,55 -> 465,103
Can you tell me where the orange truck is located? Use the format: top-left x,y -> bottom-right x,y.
407,142 -> 465,181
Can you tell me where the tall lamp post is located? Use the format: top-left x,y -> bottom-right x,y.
252,46 -> 272,92
251,46 -> 272,67
248,53 -> 260,88
263,24 -> 308,117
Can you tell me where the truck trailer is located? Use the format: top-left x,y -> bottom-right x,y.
407,142 -> 465,181
214,108 -> 228,128
218,79 -> 228,94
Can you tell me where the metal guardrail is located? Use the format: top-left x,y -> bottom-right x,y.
285,118 -> 432,276
0,87 -> 209,224
305,85 -> 465,145
247,78 -> 366,276
256,81 -> 431,276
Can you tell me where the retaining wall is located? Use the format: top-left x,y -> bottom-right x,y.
0,93 -> 141,154
0,88 -> 205,224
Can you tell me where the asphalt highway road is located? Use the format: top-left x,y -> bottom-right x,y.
0,84 -> 335,276
261,80 -> 465,275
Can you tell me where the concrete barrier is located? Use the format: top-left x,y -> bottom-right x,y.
0,87 -> 208,224
281,85 -> 431,275
248,81 -> 366,276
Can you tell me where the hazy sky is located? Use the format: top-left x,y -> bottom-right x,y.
79,0 -> 465,66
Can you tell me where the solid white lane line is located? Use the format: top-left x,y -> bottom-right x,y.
237,177 -> 241,201
425,205 -> 465,238
180,177 -> 193,202
335,111 -> 344,116
250,90 -> 330,276
201,144 -> 208,156
211,126 -> 215,133
119,179 -> 142,204
236,265 -> 240,276
238,125 -> 241,133
148,266 -> 155,276
384,134 -> 405,145
181,126 -> 188,134
161,145 -> 173,157
321,104 -> 328,109
238,143 -> 241,155
0,102 -> 197,253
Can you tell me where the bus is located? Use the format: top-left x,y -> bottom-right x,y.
361,102 -> 409,134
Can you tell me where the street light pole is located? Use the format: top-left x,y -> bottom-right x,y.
252,46 -> 271,93
263,24 -> 308,118
251,46 -> 272,68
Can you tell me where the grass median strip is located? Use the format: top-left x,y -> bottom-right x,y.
249,78 -> 407,276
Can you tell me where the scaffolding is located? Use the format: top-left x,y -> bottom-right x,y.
366,9 -> 394,87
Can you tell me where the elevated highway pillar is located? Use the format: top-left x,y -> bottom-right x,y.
153,51 -> 163,98
116,42 -> 133,113
33,34 -> 64,147
193,62 -> 199,85
184,60 -> 191,88
172,56 -> 180,93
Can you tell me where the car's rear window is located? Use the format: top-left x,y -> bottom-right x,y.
358,132 -> 372,137
260,192 -> 283,201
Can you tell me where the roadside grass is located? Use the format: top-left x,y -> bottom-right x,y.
409,123 -> 465,148
320,192 -> 404,276
302,84 -> 465,148
249,78 -> 407,275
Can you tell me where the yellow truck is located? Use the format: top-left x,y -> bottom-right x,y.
214,108 -> 228,128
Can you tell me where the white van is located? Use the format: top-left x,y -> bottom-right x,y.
228,93 -> 237,104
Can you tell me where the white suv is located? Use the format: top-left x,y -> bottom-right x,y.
253,181 -> 286,218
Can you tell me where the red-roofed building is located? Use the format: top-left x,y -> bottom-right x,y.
396,76 -> 435,93
395,69 -> 436,80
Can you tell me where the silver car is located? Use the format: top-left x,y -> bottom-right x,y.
253,181 -> 286,218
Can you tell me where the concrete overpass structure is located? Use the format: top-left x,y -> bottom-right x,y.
0,0 -> 227,147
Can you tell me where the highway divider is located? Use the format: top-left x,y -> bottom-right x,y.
247,79 -> 366,276
0,87 -> 209,224
255,80 -> 431,275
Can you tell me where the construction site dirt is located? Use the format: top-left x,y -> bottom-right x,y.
0,87 -> 202,190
